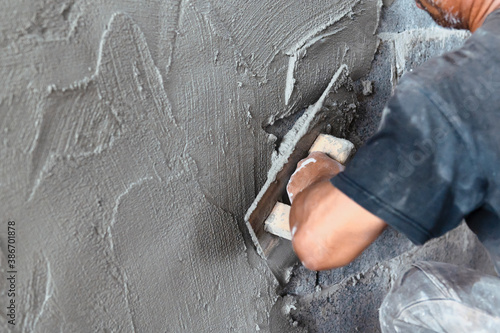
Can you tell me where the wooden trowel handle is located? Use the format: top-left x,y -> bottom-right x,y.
264,134 -> 354,240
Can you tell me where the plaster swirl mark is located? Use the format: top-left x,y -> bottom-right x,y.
28,12 -> 184,201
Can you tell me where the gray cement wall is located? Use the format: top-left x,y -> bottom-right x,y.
0,0 -> 493,332
283,1 -> 496,332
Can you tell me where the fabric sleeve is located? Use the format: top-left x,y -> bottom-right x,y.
331,76 -> 485,245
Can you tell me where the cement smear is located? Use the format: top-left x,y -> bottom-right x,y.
0,0 -> 381,331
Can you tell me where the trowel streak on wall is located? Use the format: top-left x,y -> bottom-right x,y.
0,0 -> 381,331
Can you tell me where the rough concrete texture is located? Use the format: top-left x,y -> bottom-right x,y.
0,0 -> 494,332
282,0 -> 495,332
0,0 -> 379,332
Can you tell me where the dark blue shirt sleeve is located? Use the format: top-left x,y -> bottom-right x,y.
331,75 -> 485,245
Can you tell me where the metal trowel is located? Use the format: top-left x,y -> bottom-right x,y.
244,65 -> 356,284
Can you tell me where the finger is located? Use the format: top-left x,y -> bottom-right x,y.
305,151 -> 330,162
286,178 -> 293,202
287,172 -> 306,204
295,152 -> 336,176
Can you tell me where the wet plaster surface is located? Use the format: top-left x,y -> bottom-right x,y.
0,0 -> 493,332
1,0 -> 382,332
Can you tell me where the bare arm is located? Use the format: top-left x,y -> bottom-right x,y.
288,153 -> 387,271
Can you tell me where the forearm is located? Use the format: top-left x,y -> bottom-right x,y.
289,179 -> 387,271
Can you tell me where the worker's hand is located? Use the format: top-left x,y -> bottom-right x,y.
287,153 -> 387,271
289,180 -> 387,271
286,152 -> 344,204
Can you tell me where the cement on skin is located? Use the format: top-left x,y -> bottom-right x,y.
0,0 -> 382,331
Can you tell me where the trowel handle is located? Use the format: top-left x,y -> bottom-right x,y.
264,134 -> 355,240
308,134 -> 354,164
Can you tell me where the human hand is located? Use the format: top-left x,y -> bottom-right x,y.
289,180 -> 387,270
286,151 -> 344,204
